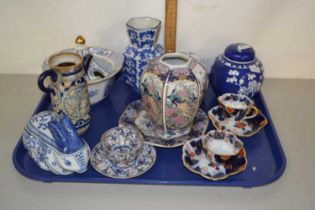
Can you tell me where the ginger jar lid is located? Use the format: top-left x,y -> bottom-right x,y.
224,43 -> 255,62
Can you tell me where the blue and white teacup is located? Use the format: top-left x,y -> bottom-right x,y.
217,93 -> 259,121
101,126 -> 144,168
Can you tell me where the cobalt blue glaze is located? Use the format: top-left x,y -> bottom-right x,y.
224,43 -> 255,62
48,114 -> 84,154
210,43 -> 264,98
12,77 -> 286,187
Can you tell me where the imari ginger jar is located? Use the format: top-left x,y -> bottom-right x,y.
140,52 -> 208,140
210,43 -> 264,98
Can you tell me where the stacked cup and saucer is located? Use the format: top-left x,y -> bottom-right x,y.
90,126 -> 156,178
182,130 -> 247,180
208,93 -> 268,137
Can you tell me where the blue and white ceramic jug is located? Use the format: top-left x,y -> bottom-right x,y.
210,43 -> 264,98
122,17 -> 164,93
38,52 -> 91,134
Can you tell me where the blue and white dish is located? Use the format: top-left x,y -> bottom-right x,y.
118,100 -> 209,148
210,43 -> 264,98
90,126 -> 156,178
122,17 -> 164,92
43,46 -> 123,105
208,105 -> 268,137
182,131 -> 247,181
22,111 -> 90,175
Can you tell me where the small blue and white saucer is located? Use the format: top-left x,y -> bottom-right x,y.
208,105 -> 268,137
90,142 -> 156,179
182,137 -> 247,181
119,100 -> 209,148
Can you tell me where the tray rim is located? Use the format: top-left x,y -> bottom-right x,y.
12,91 -> 287,187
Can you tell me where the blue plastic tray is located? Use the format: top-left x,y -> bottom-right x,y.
12,79 -> 286,187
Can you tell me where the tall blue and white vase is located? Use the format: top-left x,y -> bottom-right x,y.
122,17 -> 164,93
210,43 -> 264,98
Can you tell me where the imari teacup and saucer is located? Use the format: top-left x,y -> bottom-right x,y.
208,93 -> 268,137
90,126 -> 156,179
182,130 -> 247,181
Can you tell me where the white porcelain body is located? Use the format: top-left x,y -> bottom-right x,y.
202,130 -> 243,157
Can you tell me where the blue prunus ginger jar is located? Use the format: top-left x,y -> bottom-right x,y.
210,43 -> 264,98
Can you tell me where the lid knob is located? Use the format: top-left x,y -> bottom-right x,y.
75,35 -> 86,45
224,43 -> 255,62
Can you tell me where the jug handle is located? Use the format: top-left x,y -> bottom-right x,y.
37,69 -> 57,93
83,54 -> 93,73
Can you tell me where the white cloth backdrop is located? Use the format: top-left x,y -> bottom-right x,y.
0,0 -> 314,78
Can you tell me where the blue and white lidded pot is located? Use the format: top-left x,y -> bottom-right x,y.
210,43 -> 264,98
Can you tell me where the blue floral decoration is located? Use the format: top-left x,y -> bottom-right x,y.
128,29 -> 138,44
89,90 -> 99,97
139,30 -> 155,40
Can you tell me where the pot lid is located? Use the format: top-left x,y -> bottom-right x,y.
224,43 -> 255,62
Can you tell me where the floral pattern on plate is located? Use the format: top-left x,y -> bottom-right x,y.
90,142 -> 156,179
118,100 -> 209,148
208,105 -> 268,137
182,137 -> 247,181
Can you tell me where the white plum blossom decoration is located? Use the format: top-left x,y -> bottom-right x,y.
225,69 -> 262,97
238,80 -> 262,97
249,64 -> 262,73
228,70 -> 239,76
226,77 -> 237,83
247,73 -> 256,80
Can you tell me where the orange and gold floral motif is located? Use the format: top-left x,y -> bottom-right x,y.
235,121 -> 246,129
225,107 -> 235,114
